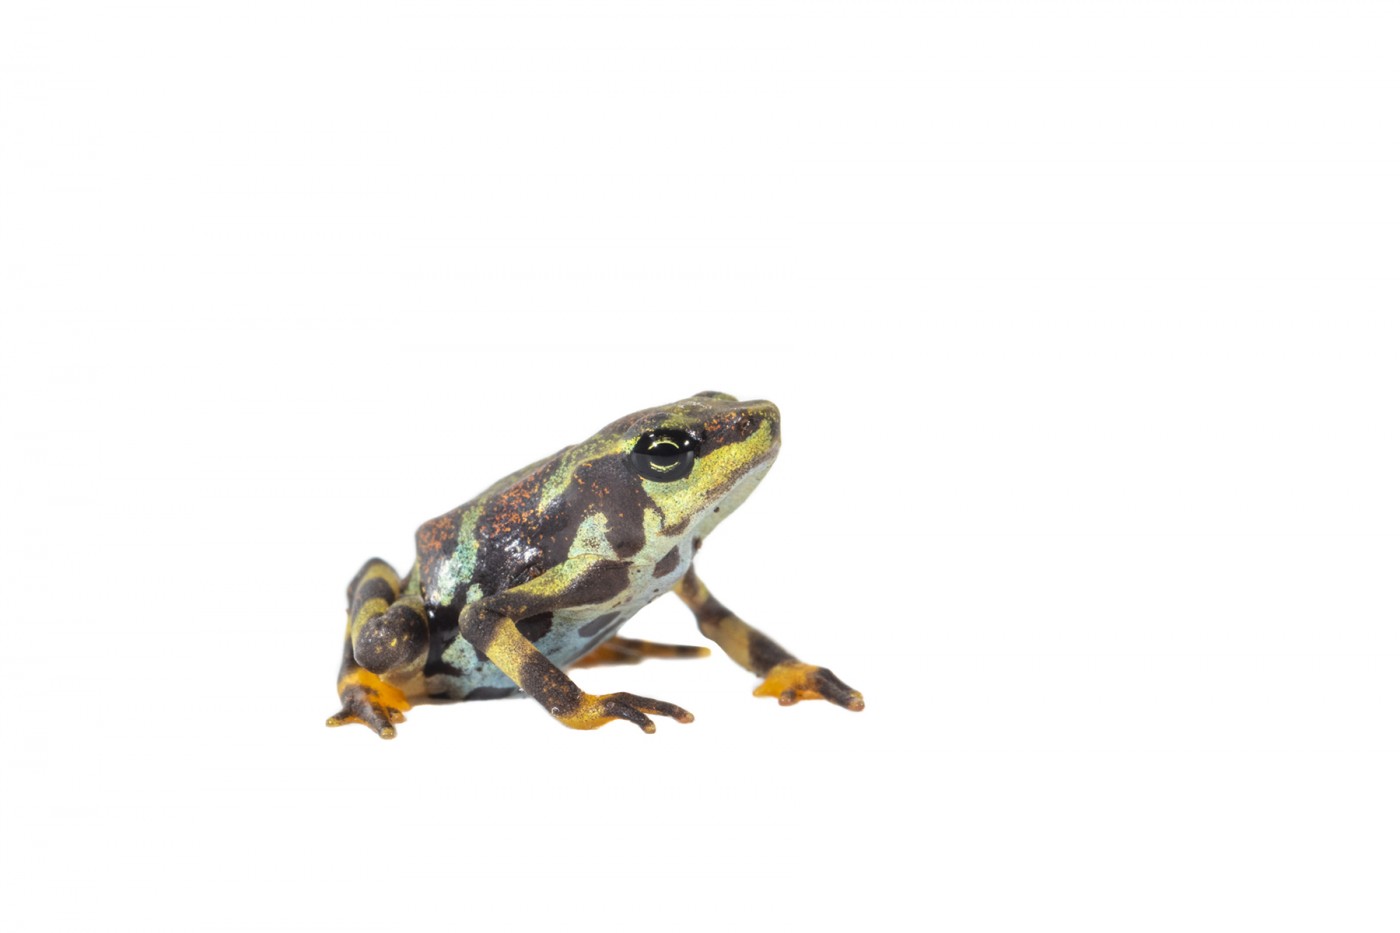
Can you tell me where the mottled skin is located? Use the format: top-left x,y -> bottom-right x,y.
327,391 -> 863,738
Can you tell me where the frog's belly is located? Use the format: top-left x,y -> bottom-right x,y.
417,605 -> 643,701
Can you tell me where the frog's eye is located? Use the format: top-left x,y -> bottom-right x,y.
629,430 -> 698,482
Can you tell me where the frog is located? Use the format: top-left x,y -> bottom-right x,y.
326,391 -> 864,738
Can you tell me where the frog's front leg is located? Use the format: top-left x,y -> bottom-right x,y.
674,566 -> 864,711
462,557 -> 695,732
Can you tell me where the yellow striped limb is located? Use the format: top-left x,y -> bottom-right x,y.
327,659 -> 411,738
461,556 -> 696,732
753,661 -> 864,710
326,558 -> 426,739
674,567 -> 864,711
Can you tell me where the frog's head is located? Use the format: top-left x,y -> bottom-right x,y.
590,391 -> 781,538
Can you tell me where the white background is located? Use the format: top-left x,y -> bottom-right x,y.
2,2 -> 1397,930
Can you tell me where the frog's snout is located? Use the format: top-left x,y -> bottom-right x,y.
744,400 -> 781,446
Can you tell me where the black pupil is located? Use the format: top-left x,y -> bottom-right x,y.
631,430 -> 696,481
649,441 -> 681,463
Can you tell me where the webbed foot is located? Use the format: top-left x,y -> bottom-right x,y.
326,674 -> 411,739
753,661 -> 865,711
554,691 -> 695,733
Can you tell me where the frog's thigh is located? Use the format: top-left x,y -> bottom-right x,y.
327,559 -> 427,739
349,568 -> 429,676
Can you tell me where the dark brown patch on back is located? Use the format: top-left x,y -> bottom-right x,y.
463,456 -> 652,603
468,462 -> 561,599
563,460 -> 653,559
480,464 -> 548,542
416,511 -> 459,559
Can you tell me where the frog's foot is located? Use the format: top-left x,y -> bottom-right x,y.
326,671 -> 411,739
554,692 -> 695,733
570,636 -> 711,669
754,661 -> 865,711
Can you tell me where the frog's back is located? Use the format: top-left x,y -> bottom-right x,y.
413,451 -> 571,606
410,450 -> 605,700
406,426 -> 703,700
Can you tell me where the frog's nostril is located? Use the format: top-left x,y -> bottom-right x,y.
748,402 -> 780,441
734,409 -> 779,444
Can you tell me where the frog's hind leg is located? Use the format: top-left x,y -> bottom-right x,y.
570,636 -> 710,669
326,558 -> 429,739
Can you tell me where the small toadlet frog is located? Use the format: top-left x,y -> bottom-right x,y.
327,391 -> 864,738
